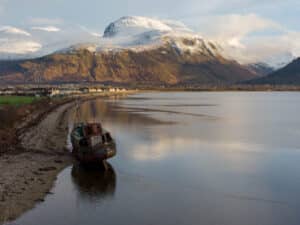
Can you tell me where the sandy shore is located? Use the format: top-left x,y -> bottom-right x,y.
0,100 -> 75,223
0,92 -> 133,224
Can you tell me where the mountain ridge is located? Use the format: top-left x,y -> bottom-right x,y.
246,58 -> 300,85
0,42 -> 258,85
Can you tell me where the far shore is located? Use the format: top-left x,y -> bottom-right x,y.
139,85 -> 300,92
0,91 -> 135,224
2,84 -> 300,95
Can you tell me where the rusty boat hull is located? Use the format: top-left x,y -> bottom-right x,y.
70,123 -> 117,164
72,142 -> 116,163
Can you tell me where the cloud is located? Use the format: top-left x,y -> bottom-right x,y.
89,32 -> 102,37
78,25 -> 102,38
0,24 -> 42,55
224,36 -> 295,67
162,19 -> 193,33
282,31 -> 300,56
0,13 -> 297,66
31,26 -> 60,32
0,26 -> 31,36
0,38 -> 41,54
28,17 -> 63,25
200,13 -> 280,47
195,13 -> 297,66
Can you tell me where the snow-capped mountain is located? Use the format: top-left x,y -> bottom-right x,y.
0,16 -> 279,85
0,16 -> 295,68
56,16 -> 221,57
0,16 -> 262,85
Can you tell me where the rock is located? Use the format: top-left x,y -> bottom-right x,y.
38,166 -> 57,172
35,198 -> 45,202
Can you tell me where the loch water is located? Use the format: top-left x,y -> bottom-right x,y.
10,92 -> 300,225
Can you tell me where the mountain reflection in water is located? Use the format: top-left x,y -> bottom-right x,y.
71,97 -> 175,126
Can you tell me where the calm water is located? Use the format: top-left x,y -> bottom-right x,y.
10,92 -> 300,225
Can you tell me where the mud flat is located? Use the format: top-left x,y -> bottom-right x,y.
0,92 -> 133,224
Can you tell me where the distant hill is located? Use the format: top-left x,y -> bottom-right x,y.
247,58 -> 300,85
246,63 -> 274,77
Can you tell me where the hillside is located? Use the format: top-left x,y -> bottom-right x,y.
247,58 -> 300,85
246,63 -> 274,77
0,43 -> 258,85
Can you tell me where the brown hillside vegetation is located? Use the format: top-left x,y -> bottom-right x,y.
0,44 -> 258,85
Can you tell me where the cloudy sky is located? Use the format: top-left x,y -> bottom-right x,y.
0,0 -> 299,65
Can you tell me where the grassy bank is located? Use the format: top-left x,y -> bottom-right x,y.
0,96 -> 38,106
0,96 -> 44,154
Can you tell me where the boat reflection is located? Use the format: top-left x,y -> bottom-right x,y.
71,163 -> 116,201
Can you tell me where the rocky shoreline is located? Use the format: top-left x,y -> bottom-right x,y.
0,93 -> 132,224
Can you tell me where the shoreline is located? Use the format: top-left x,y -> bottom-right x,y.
0,92 -> 134,224
138,86 -> 300,92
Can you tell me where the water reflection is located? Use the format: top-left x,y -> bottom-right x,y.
72,98 -> 174,126
10,92 -> 300,225
71,163 -> 116,201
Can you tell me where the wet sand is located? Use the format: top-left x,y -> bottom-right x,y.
0,100 -> 74,223
0,92 -> 133,224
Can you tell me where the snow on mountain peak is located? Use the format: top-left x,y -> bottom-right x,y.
0,16 -> 221,59
105,16 -> 169,37
100,16 -> 218,54
103,16 -> 193,38
53,16 -> 223,60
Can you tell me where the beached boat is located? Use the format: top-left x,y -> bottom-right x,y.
71,122 -> 116,164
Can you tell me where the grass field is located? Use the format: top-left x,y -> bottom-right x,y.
0,96 -> 37,105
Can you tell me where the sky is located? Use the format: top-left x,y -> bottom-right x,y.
0,0 -> 299,65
